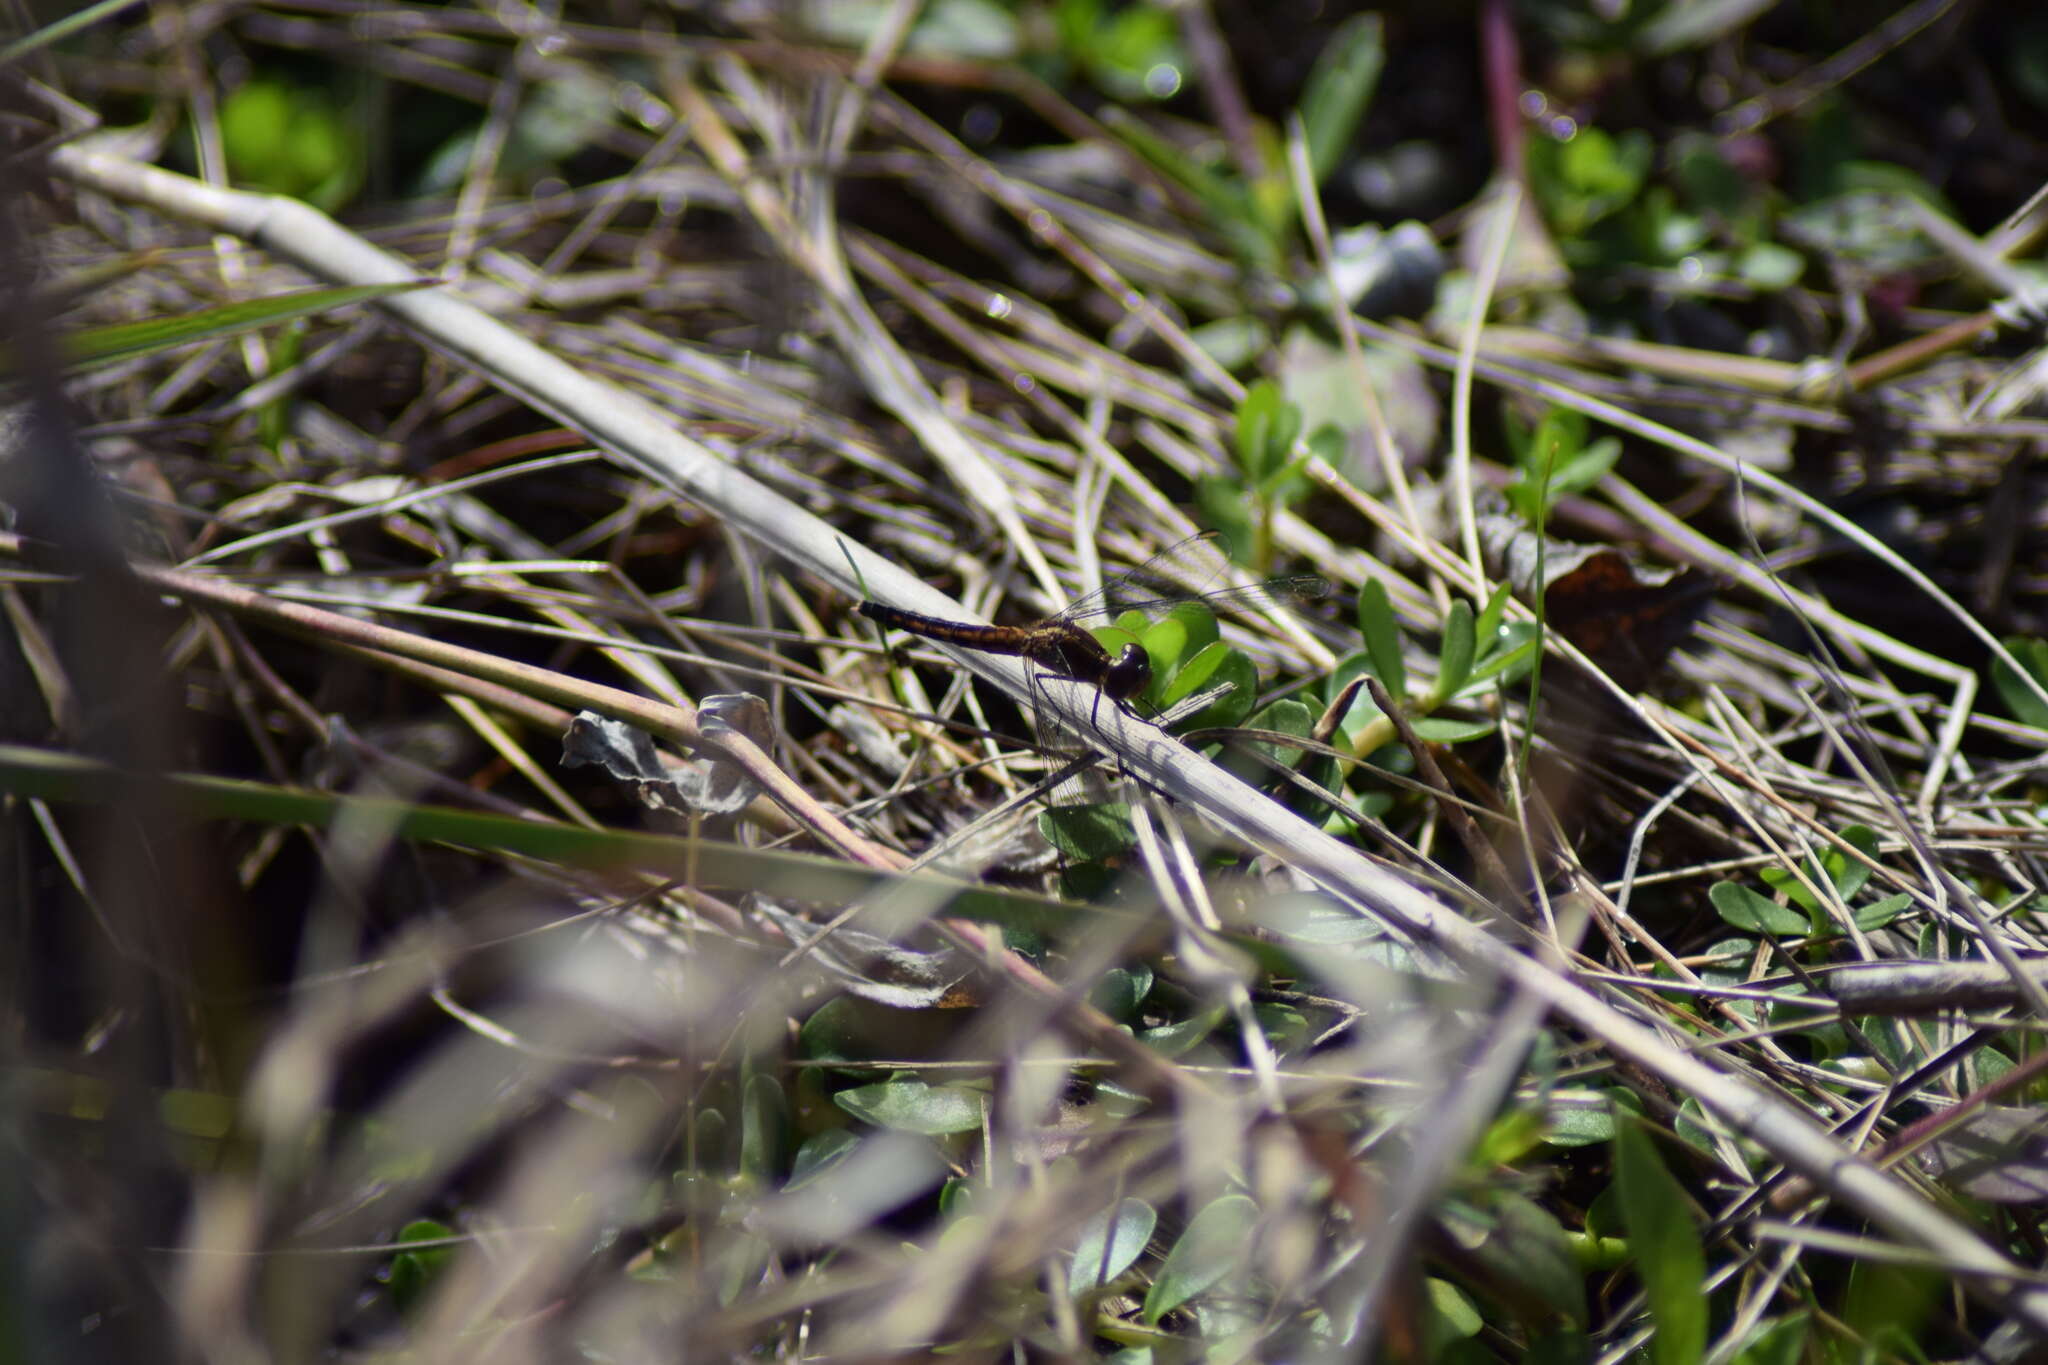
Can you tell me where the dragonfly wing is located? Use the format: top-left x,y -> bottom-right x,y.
1063,575 -> 1333,623
1054,532 -> 1239,623
1050,533 -> 1330,623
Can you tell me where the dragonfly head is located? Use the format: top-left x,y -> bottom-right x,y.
1102,643 -> 1152,704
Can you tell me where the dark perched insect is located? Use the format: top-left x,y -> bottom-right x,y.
857,533 -> 1329,732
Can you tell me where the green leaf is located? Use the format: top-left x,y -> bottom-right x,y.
1473,582 -> 1512,658
386,1219 -> 456,1314
1070,1197 -> 1157,1295
1760,824 -> 1880,911
1136,614 -> 1195,693
1505,408 -> 1613,520
803,0 -> 1021,61
1425,1277 -> 1484,1345
1160,642 -> 1258,731
1996,636 -> 2048,728
1298,14 -> 1384,185
1469,625 -> 1539,687
1672,134 -> 1747,215
218,80 -> 364,207
1090,965 -> 1153,1021
1545,1092 -> 1620,1148
739,1071 -> 787,1187
1435,599 -> 1476,701
1085,0 -> 1183,100
1261,893 -> 1390,946
715,1231 -> 774,1306
1783,189 -> 1934,272
1196,475 -> 1256,564
1474,1105 -> 1549,1168
1614,1120 -> 1707,1365
0,744 -> 1110,944
1243,697 -> 1313,746
1223,697 -> 1317,790
1039,801 -> 1135,861
1255,453 -> 1313,507
158,1087 -> 234,1138
1234,379 -> 1300,484
1356,578 -> 1407,700
1737,242 -> 1805,290
1565,125 -> 1651,197
1104,108 -> 1282,273
1410,716 -> 1496,743
1139,1004 -> 1226,1059
784,1129 -> 861,1191
1190,315 -> 1271,371
797,995 -> 864,1063
1499,402 -> 1537,465
692,1108 -> 729,1170
1441,1191 -> 1585,1328
1252,1002 -> 1310,1053
1730,1313 -> 1811,1365
833,1076 -> 985,1135
938,1176 -> 977,1218
1855,892 -> 1912,931
1548,436 -> 1620,497
1141,603 -> 1221,688
1829,825 -> 1879,899
1143,1193 -> 1258,1321
1502,479 -> 1543,525
36,282 -> 429,376
1304,424 -> 1347,466
1526,409 -> 1590,469
1326,652 -> 1385,734
1756,864 -> 1817,911
222,81 -> 295,179
1709,881 -> 1809,937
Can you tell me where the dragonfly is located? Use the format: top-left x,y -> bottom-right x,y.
857,533 -> 1330,739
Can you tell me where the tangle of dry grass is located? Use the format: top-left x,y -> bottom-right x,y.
8,4 -> 2048,1362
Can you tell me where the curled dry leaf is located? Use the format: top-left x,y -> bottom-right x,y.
560,694 -> 772,816
1478,507 -> 1716,690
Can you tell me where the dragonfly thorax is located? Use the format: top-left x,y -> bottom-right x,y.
1102,643 -> 1151,702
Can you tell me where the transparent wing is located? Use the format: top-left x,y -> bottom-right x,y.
1053,532 -> 1330,624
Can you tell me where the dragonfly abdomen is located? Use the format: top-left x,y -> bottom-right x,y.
857,601 -> 1035,656
858,599 -> 1129,689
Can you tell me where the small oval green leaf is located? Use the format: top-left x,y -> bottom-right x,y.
386,1219 -> 456,1313
1071,1197 -> 1157,1295
1994,636 -> 2048,728
1855,892 -> 1912,931
1039,802 -> 1136,861
784,1129 -> 862,1192
1829,825 -> 1879,899
1436,599 -> 1475,701
1473,581 -> 1513,651
1710,881 -> 1809,937
1409,716 -> 1497,743
1357,578 -> 1407,700
833,1077 -> 985,1135
1143,1193 -> 1258,1322
1139,1004 -> 1226,1059
1162,642 -> 1258,731
1234,380 -> 1299,483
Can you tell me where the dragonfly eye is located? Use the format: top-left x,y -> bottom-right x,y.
1103,644 -> 1151,702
